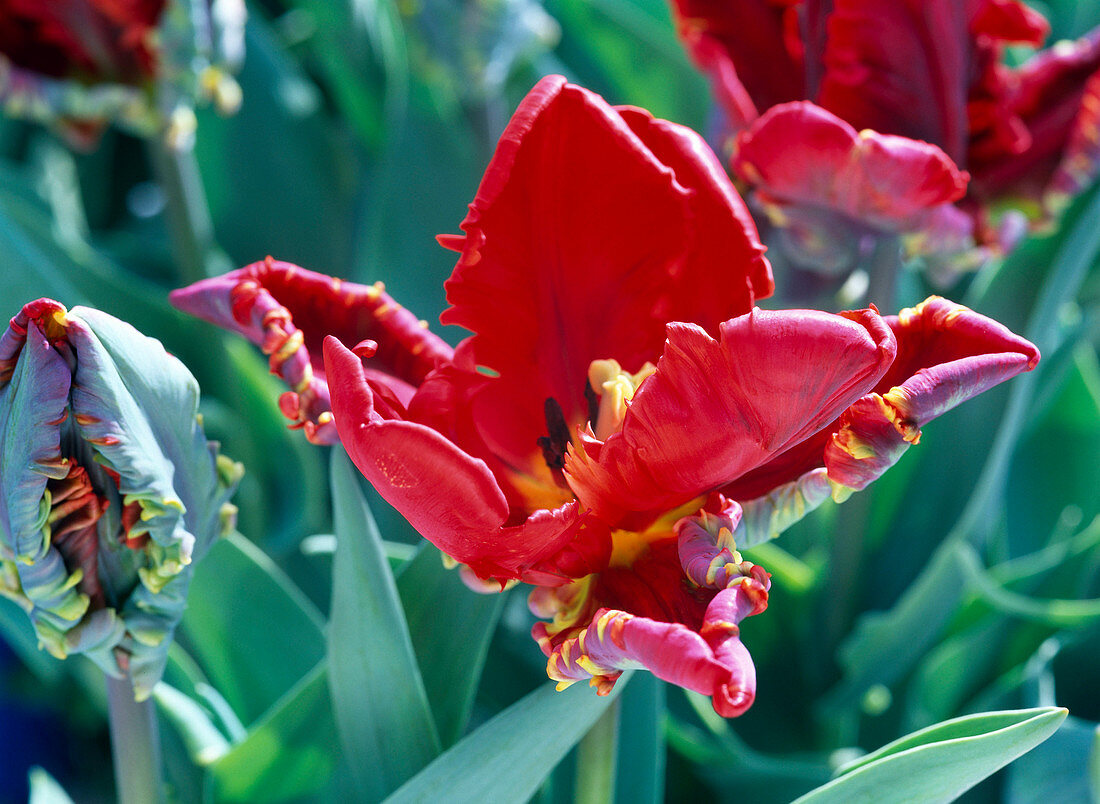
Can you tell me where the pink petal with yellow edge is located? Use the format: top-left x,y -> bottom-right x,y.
826,296 -> 1039,490
170,258 -> 452,443
565,307 -> 895,523
324,336 -> 609,584
534,579 -> 769,717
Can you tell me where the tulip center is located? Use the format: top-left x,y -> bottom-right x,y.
44,462 -> 108,610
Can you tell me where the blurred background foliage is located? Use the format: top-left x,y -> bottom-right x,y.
1,0 -> 1099,801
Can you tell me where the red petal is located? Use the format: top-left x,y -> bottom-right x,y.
971,0 -> 1049,46
615,106 -> 773,332
565,307 -> 896,522
440,75 -> 769,461
815,0 -> 973,161
324,336 -> 606,583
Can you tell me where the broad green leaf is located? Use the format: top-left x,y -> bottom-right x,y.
614,673 -> 665,804
328,449 -> 441,801
547,0 -> 709,127
204,340 -> 329,555
180,532 -> 326,725
386,675 -> 630,804
396,542 -> 506,746
207,662 -> 337,802
27,767 -> 74,804
194,19 -> 360,273
794,707 -> 1067,804
824,541 -> 972,713
952,185 -> 1100,549
288,0 -> 408,153
1007,346 -> 1100,555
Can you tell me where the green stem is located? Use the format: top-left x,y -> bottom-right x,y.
106,674 -> 165,804
575,697 -> 620,804
147,137 -> 218,286
863,234 -> 901,311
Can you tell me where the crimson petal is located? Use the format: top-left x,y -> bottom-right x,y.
668,0 -> 804,132
439,75 -> 770,455
324,336 -> 608,584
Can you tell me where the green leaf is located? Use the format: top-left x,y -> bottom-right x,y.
386,675 -> 629,804
206,662 -> 337,802
180,532 -> 326,725
27,767 -> 75,804
396,542 -> 506,746
794,707 -> 1068,804
614,673 -> 665,804
823,541 -> 973,713
958,543 -> 1100,628
328,449 -> 441,801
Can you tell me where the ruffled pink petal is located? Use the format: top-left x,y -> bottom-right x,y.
324,336 -> 609,584
735,102 -> 969,233
565,307 -> 896,523
170,258 -> 452,444
535,580 -> 769,717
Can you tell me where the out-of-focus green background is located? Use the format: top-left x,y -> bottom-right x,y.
1,0 -> 1099,801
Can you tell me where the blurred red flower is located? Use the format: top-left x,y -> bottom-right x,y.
672,0 -> 1100,270
0,0 -> 167,85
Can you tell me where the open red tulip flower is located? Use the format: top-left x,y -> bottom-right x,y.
173,76 -> 1039,716
671,0 -> 1100,272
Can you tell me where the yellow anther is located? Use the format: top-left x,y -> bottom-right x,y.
587,358 -> 656,441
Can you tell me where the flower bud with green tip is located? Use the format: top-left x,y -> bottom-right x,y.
0,298 -> 242,699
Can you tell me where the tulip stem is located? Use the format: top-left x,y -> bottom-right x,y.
864,234 -> 901,311
147,137 -> 219,286
106,673 -> 165,804
575,697 -> 620,804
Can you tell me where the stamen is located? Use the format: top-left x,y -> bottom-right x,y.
537,397 -> 572,474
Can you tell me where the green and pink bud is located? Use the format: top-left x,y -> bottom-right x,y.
0,299 -> 241,698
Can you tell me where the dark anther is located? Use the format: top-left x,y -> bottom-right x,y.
584,379 -> 600,427
537,396 -> 571,473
